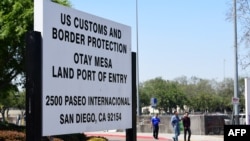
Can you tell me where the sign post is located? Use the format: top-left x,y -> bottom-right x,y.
25,31 -> 42,141
126,52 -> 137,141
151,98 -> 157,114
151,98 -> 157,108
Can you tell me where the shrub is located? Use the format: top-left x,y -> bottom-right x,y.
86,136 -> 108,141
52,133 -> 87,141
0,130 -> 25,141
0,121 -> 108,141
0,122 -> 25,132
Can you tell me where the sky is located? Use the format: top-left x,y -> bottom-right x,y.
69,0 -> 250,82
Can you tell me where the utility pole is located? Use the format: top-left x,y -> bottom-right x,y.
233,0 -> 239,125
136,0 -> 140,116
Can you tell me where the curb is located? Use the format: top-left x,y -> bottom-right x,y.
85,133 -> 170,140
85,132 -> 224,141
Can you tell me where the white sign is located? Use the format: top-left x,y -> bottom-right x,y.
34,0 -> 132,136
232,97 -> 239,105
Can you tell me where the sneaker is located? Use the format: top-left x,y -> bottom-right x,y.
172,137 -> 176,141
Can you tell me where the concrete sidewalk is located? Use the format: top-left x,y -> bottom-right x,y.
85,130 -> 224,141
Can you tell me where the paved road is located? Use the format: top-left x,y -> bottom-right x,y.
85,131 -> 224,141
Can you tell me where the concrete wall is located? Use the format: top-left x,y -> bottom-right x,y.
137,115 -> 226,135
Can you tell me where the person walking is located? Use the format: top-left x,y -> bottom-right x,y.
151,113 -> 160,140
171,110 -> 181,141
182,112 -> 191,141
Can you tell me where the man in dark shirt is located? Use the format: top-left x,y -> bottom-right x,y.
182,112 -> 191,141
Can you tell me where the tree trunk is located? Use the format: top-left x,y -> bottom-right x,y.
0,110 -> 6,122
6,108 -> 9,118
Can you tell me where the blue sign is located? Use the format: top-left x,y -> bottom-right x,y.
151,97 -> 157,107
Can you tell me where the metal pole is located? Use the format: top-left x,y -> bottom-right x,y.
25,31 -> 42,141
136,0 -> 140,116
126,52 -> 137,141
233,0 -> 239,125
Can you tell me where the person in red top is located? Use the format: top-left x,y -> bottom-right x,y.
182,112 -> 191,141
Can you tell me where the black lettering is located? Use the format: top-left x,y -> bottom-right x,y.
64,96 -> 86,106
76,113 -> 96,123
94,56 -> 112,68
60,13 -> 71,26
76,69 -> 96,80
108,73 -> 127,83
87,96 -> 130,106
51,27 -> 85,45
73,53 -> 92,65
52,27 -> 57,39
107,113 -> 122,121
52,66 -> 74,79
109,28 -> 121,39
87,36 -> 127,54
60,114 -> 74,124
98,113 -> 106,122
46,95 -> 63,106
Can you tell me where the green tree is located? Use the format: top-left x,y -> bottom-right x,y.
0,0 -> 33,95
238,77 -> 245,112
139,77 -> 166,114
15,90 -> 25,110
0,0 -> 71,96
0,89 -> 25,122
191,92 -> 218,113
217,78 -> 234,112
0,0 -> 71,123
191,79 -> 217,112
139,77 -> 187,114
159,81 -> 187,113
140,76 -> 246,114
0,89 -> 18,122
138,82 -> 150,109
177,76 -> 223,113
